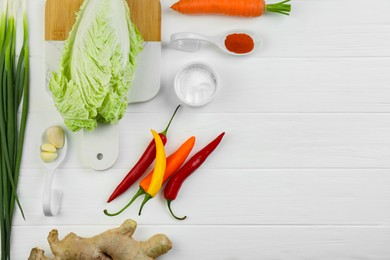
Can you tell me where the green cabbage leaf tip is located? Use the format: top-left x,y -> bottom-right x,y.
49,0 -> 143,131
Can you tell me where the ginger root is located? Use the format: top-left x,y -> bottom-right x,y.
28,219 -> 172,260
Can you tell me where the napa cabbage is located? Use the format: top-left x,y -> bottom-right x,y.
48,0 -> 143,131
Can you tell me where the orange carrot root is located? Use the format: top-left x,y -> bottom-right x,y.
171,0 -> 291,17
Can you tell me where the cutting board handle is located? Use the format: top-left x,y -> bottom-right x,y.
81,123 -> 120,171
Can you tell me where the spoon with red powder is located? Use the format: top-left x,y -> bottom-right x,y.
170,30 -> 259,55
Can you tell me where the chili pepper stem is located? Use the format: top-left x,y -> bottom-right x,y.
161,105 -> 180,136
104,188 -> 146,217
167,200 -> 187,220
138,194 -> 153,216
106,105 -> 179,204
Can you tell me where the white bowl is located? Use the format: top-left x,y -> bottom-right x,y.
174,62 -> 218,107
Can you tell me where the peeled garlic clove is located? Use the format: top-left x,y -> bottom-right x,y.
40,152 -> 58,163
47,126 -> 64,148
41,143 -> 57,153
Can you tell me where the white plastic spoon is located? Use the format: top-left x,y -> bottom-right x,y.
169,30 -> 260,55
41,127 -> 67,216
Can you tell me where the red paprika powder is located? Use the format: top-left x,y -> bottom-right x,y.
224,33 -> 254,54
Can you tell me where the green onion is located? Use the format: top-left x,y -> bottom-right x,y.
1,0 -> 29,258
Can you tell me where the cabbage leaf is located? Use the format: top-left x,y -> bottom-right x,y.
49,0 -> 143,131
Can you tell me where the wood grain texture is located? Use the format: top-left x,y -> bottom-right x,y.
12,169 -> 390,226
30,57 -> 390,113
33,0 -> 390,57
6,0 -> 390,258
45,0 -> 83,40
12,226 -> 390,260
44,0 -> 161,41
19,113 -> 390,170
128,0 -> 161,41
162,0 -> 390,58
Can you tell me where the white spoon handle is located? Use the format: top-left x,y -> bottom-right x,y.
42,167 -> 62,216
170,32 -> 216,52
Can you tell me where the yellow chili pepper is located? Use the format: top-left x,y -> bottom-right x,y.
138,129 -> 166,215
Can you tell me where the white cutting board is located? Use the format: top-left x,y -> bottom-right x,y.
45,0 -> 161,170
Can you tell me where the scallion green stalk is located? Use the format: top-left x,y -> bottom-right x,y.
10,0 -> 29,223
1,0 -> 29,258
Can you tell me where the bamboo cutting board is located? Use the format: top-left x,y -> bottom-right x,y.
44,0 -> 161,171
45,0 -> 161,41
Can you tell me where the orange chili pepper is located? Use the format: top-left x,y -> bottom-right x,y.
140,137 -> 195,190
104,136 -> 196,217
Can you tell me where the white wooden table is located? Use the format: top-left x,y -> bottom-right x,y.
9,0 -> 390,259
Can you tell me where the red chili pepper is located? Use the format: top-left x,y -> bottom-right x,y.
164,132 -> 225,220
107,105 -> 180,203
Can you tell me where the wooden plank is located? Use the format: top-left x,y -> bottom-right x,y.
20,112 -> 390,169
159,57 -> 390,113
12,225 -> 390,259
163,0 -> 390,58
31,57 -> 390,113
12,169 -> 390,225
14,1 -> 390,259
30,0 -> 390,58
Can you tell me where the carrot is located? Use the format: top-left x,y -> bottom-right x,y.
171,0 -> 291,17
